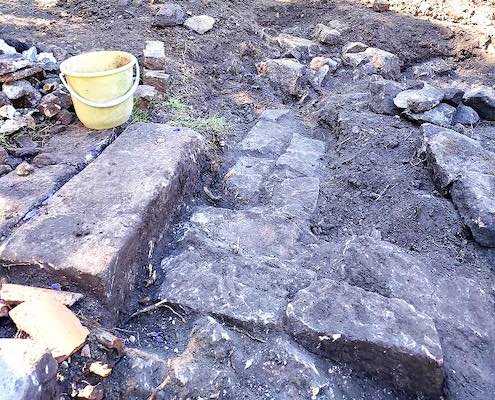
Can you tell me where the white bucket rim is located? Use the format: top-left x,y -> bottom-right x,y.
59,50 -> 137,78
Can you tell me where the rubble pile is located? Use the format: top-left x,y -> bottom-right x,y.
0,38 -> 74,177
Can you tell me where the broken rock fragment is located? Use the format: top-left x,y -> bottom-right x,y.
369,78 -> 402,115
394,84 -> 444,113
0,339 -> 58,400
314,24 -> 341,45
0,283 -> 83,306
452,104 -> 480,126
154,3 -> 186,27
451,171 -> 495,247
257,58 -> 305,97
8,297 -> 89,362
286,279 -> 444,396
463,85 -> 495,120
184,15 -> 215,34
403,102 -> 456,127
275,33 -> 320,61
143,40 -> 166,70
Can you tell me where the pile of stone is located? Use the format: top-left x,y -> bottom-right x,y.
154,3 -> 215,35
370,78 -> 495,128
256,23 -> 401,98
0,38 -> 74,176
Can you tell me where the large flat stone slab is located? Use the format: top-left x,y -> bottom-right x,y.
0,123 -> 205,310
0,164 -> 75,238
286,279 -> 444,397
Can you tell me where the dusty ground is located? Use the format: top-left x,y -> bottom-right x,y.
1,0 -> 495,399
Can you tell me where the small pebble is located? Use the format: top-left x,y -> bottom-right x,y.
15,161 -> 34,176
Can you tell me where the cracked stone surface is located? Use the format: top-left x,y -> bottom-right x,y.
0,123 -> 206,310
286,279 -> 445,397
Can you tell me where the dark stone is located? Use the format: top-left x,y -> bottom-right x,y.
451,171 -> 495,247
403,102 -> 455,127
463,86 -> 495,121
369,79 -> 402,115
443,88 -> 465,106
154,3 -> 186,27
421,124 -> 495,191
286,279 -> 444,397
452,105 -> 480,126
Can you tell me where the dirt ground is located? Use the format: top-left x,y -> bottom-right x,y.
1,0 -> 495,399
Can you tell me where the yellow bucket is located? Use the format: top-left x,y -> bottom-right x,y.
59,50 -> 139,130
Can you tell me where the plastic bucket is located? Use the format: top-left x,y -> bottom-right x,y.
59,50 -> 139,130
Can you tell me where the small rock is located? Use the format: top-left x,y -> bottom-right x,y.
394,84 -> 444,113
15,162 -> 35,176
369,78 -> 402,115
443,88 -> 465,106
257,58 -> 305,97
89,361 -> 112,378
2,79 -> 38,100
0,164 -> 12,176
154,3 -> 185,27
32,153 -> 56,167
309,56 -> 338,72
80,344 -> 91,358
362,47 -> 401,79
135,85 -> 157,106
55,109 -> 73,125
0,92 -> 11,107
314,24 -> 341,45
37,52 -> 57,64
0,65 -> 44,83
372,0 -> 390,12
403,102 -> 456,127
38,93 -> 62,118
342,42 -> 368,54
412,58 -> 451,78
275,34 -> 320,61
0,104 -> 16,119
463,85 -> 495,121
184,15 -> 215,35
143,40 -> 166,70
74,384 -> 104,400
452,105 -> 480,126
0,115 -> 33,135
143,69 -> 170,93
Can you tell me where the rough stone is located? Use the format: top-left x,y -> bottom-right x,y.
452,104 -> 480,126
32,153 -> 56,168
0,164 -> 12,176
187,206 -> 302,260
403,102 -> 456,127
309,56 -> 338,72
184,15 -> 215,34
0,54 -> 31,75
451,171 -> 495,247
443,88 -> 465,106
275,34 -> 320,60
0,92 -> 11,108
463,85 -> 495,120
314,24 -> 341,45
286,279 -> 444,396
412,58 -> 451,78
344,47 -> 401,79
143,40 -> 166,70
421,123 -> 495,191
270,177 -> 320,219
159,244 -> 315,328
143,69 -> 170,93
224,156 -> 274,201
154,3 -> 186,27
0,115 -> 34,135
257,58 -> 305,97
2,79 -> 38,100
372,0 -> 390,12
0,339 -> 58,400
134,84 -> 157,105
15,161 -> 34,176
276,134 -> 326,177
0,65 -> 44,83
394,84 -> 444,113
327,236 -> 434,313
369,78 -> 402,115
238,109 -> 294,158
0,124 -> 205,310
342,42 -> 368,54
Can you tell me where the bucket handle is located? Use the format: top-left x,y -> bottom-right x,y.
59,57 -> 140,109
